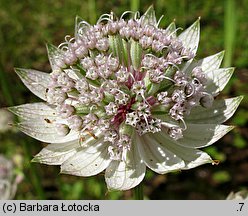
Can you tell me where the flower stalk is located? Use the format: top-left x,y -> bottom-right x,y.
134,182 -> 144,200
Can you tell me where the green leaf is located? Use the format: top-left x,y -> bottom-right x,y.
130,39 -> 142,70
15,68 -> 50,101
213,171 -> 231,183
108,35 -> 127,66
121,38 -> 129,66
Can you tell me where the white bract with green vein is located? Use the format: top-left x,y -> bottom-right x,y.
9,6 -> 242,190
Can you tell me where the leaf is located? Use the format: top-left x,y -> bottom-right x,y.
185,96 -> 243,124
15,68 -> 50,101
108,35 -> 126,65
178,19 -> 200,56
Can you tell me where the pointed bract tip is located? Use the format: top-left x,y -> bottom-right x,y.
14,67 -> 23,74
31,157 -> 39,163
75,15 -> 83,21
219,50 -> 225,56
193,18 -> 200,25
238,95 -> 244,102
146,5 -> 154,11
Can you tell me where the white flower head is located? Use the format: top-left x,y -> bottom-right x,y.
9,6 -> 242,191
0,155 -> 23,199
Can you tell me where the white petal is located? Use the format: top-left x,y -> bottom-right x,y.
46,44 -> 64,71
9,102 -> 78,143
15,68 -> 50,101
141,5 -> 157,26
178,19 -> 200,56
32,140 -> 79,165
61,138 -> 110,176
105,135 -> 146,191
182,150 -> 212,169
206,67 -> 234,95
17,120 -> 78,143
176,124 -> 234,148
154,133 -> 213,169
137,133 -> 185,174
9,102 -> 56,121
183,51 -> 224,74
185,96 -> 243,124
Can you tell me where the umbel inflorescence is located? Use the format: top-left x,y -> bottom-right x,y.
10,6 -> 242,190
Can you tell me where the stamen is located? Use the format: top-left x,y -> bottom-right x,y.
120,11 -> 134,20
168,27 -> 183,38
97,13 -> 112,24
86,130 -> 98,139
157,15 -> 164,27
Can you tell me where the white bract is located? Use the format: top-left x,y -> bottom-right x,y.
9,6 -> 242,190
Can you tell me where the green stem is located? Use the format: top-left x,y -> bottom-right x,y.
224,0 -> 236,67
131,0 -> 140,12
134,183 -> 144,200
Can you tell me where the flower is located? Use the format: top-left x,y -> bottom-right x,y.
227,190 -> 248,200
0,154 -> 23,199
9,6 -> 242,191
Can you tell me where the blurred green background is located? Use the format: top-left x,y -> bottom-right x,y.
0,0 -> 247,199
